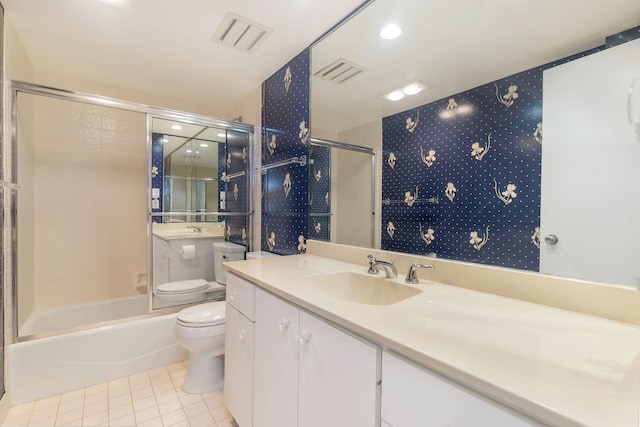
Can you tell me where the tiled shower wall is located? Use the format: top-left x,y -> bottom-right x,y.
261,49 -> 310,255
18,94 -> 147,321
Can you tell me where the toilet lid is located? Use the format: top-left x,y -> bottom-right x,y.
177,301 -> 226,326
157,279 -> 209,295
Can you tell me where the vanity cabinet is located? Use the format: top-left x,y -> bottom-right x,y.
224,274 -> 256,427
381,351 -> 538,427
253,286 -> 381,427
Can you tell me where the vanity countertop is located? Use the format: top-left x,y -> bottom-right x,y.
224,254 -> 640,427
152,229 -> 225,241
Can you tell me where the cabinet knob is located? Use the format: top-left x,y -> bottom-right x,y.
299,330 -> 312,344
238,329 -> 247,340
278,318 -> 290,331
544,234 -> 559,245
228,291 -> 238,301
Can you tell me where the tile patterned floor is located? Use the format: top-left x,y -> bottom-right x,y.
1,361 -> 237,427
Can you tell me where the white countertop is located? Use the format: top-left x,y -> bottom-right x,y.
224,254 -> 640,427
152,230 -> 225,241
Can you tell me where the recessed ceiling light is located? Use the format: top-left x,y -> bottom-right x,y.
386,90 -> 405,101
380,25 -> 402,40
162,138 -> 169,143
171,125 -> 182,130
402,81 -> 428,95
200,143 -> 209,148
186,149 -> 192,153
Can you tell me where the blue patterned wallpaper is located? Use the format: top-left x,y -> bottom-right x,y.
308,144 -> 331,241
225,129 -> 250,247
381,48 -> 604,271
261,49 -> 310,255
151,133 -> 164,223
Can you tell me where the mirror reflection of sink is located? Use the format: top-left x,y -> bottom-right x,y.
302,272 -> 422,305
154,230 -> 222,239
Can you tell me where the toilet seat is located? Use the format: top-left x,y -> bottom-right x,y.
156,279 -> 210,295
177,301 -> 226,328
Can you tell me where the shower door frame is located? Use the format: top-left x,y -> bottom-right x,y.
8,81 -> 254,343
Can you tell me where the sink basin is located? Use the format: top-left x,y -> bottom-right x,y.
302,272 -> 421,305
154,230 -> 221,239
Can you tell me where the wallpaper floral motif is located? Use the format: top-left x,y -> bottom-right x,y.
225,129 -> 250,247
261,49 -> 310,255
381,47 -> 603,271
308,144 -> 331,242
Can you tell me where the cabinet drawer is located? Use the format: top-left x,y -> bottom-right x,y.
226,273 -> 256,320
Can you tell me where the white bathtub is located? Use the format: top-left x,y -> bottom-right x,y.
10,306 -> 188,404
19,294 -> 149,336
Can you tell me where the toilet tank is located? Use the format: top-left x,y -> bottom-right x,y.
213,242 -> 246,285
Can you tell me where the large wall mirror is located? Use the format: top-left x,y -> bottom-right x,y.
150,117 -> 251,309
310,0 -> 640,287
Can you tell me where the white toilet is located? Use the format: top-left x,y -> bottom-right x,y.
174,241 -> 246,393
155,279 -> 225,308
175,301 -> 226,393
156,242 -> 245,308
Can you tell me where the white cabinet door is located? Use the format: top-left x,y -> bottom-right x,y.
224,304 -> 254,427
298,311 -> 380,427
381,351 -> 537,427
254,288 -> 300,427
541,38 -> 640,286
152,236 -> 169,286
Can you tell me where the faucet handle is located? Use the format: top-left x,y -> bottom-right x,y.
405,263 -> 434,284
366,254 -> 378,275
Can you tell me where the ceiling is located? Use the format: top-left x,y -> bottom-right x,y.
2,0 -> 366,117
311,0 -> 640,133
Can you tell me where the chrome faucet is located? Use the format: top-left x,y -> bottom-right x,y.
187,225 -> 202,233
367,255 -> 397,278
405,263 -> 434,284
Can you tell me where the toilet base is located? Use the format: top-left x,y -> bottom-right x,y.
183,352 -> 224,394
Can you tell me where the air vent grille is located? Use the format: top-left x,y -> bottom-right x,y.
211,12 -> 273,54
314,58 -> 367,84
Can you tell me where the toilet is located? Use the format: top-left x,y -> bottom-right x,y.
155,279 -> 225,308
155,242 -> 246,308
213,241 -> 247,284
175,301 -> 226,393
173,241 -> 246,393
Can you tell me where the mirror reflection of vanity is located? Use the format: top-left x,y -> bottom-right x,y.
150,117 -> 251,308
310,0 -> 640,287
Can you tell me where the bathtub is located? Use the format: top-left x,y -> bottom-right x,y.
10,302 -> 188,404
19,294 -> 149,336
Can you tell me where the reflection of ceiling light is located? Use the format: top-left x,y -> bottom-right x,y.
162,138 -> 169,143
381,81 -> 430,102
380,25 -> 401,40
200,143 -> 209,148
403,81 -> 428,95
217,133 -> 226,138
186,149 -> 192,153
171,125 -> 182,130
386,91 -> 405,101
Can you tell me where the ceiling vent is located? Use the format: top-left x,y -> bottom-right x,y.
211,12 -> 273,54
314,58 -> 367,84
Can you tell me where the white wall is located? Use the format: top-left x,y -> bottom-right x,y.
337,119 -> 382,249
